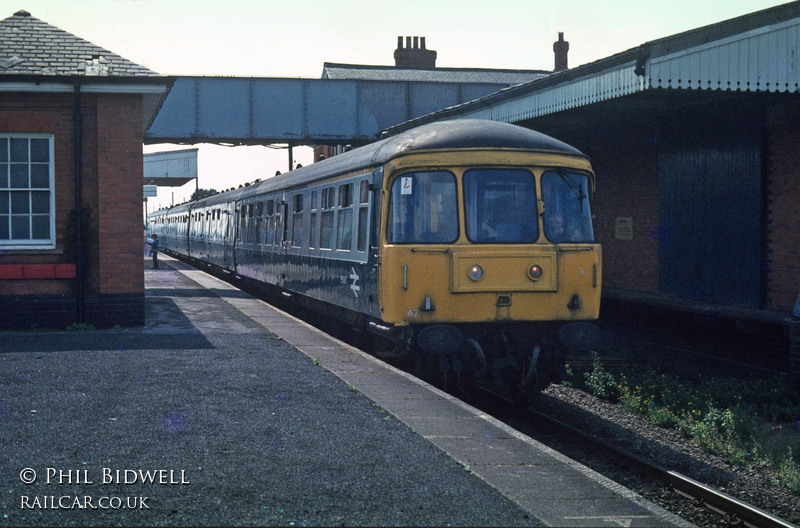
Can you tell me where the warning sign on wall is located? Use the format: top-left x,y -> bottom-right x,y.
615,217 -> 633,240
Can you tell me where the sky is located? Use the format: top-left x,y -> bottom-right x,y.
5,0 -> 790,208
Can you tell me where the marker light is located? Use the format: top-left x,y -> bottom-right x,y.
468,264 -> 484,281
528,264 -> 543,281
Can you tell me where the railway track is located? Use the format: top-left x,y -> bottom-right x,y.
525,408 -> 798,528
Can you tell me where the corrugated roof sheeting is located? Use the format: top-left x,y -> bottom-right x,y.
648,18 -> 800,92
458,63 -> 645,123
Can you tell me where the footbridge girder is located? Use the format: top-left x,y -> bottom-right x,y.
144,76 -> 508,145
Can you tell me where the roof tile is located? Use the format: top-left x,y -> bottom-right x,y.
0,10 -> 161,77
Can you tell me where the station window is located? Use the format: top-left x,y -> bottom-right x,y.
320,187 -> 335,249
336,184 -> 353,250
0,136 -> 55,249
291,194 -> 303,247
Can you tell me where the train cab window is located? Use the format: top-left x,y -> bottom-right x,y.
320,187 -> 335,249
336,184 -> 353,250
357,180 -> 369,252
309,191 -> 318,249
464,169 -> 538,243
291,194 -> 303,248
541,171 -> 593,243
387,171 -> 457,244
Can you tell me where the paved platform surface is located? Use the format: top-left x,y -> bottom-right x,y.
0,255 -> 693,527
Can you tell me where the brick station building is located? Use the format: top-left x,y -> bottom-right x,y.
0,10 -> 172,328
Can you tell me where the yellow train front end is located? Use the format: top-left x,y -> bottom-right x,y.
377,149 -> 601,402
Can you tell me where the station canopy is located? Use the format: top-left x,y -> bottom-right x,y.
143,148 -> 198,187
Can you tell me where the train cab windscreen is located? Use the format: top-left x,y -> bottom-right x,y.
464,169 -> 538,243
387,171 -> 458,244
542,171 -> 594,243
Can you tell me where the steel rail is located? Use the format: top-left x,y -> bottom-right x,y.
529,409 -> 799,528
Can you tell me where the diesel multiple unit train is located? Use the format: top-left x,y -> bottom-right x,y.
148,119 -> 601,404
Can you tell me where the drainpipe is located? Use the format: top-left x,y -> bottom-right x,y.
73,84 -> 85,323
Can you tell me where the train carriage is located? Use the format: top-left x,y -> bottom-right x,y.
148,119 -> 601,403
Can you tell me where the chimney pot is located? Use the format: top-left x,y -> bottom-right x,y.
394,36 -> 437,68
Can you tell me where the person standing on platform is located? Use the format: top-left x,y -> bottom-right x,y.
146,233 -> 160,269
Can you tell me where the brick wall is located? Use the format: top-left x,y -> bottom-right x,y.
588,123 -> 660,293
0,91 -> 145,328
95,94 -> 144,295
764,99 -> 800,311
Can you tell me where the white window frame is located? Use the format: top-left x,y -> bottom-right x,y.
0,134 -> 56,250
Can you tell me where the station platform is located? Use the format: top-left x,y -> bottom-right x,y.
0,255 -> 692,527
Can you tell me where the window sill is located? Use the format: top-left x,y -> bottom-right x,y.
0,248 -> 62,255
0,264 -> 76,279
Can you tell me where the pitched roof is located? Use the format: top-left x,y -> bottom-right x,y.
322,63 -> 549,86
0,10 -> 161,77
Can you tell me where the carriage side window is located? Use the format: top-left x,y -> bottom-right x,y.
291,194 -> 303,248
387,171 -> 457,244
265,199 -> 275,246
255,202 -> 264,244
239,207 -> 247,243
246,203 -> 256,243
541,171 -> 593,243
336,183 -> 353,250
320,187 -> 335,249
357,180 -> 369,252
309,190 -> 318,249
464,169 -> 538,244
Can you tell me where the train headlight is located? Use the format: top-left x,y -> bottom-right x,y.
528,264 -> 543,281
468,264 -> 484,281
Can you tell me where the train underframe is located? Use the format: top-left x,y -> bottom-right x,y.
370,320 -> 600,406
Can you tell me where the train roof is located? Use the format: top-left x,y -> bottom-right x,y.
176,119 -> 586,210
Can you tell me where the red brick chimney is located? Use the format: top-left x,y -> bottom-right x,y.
553,32 -> 569,71
394,36 -> 437,68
